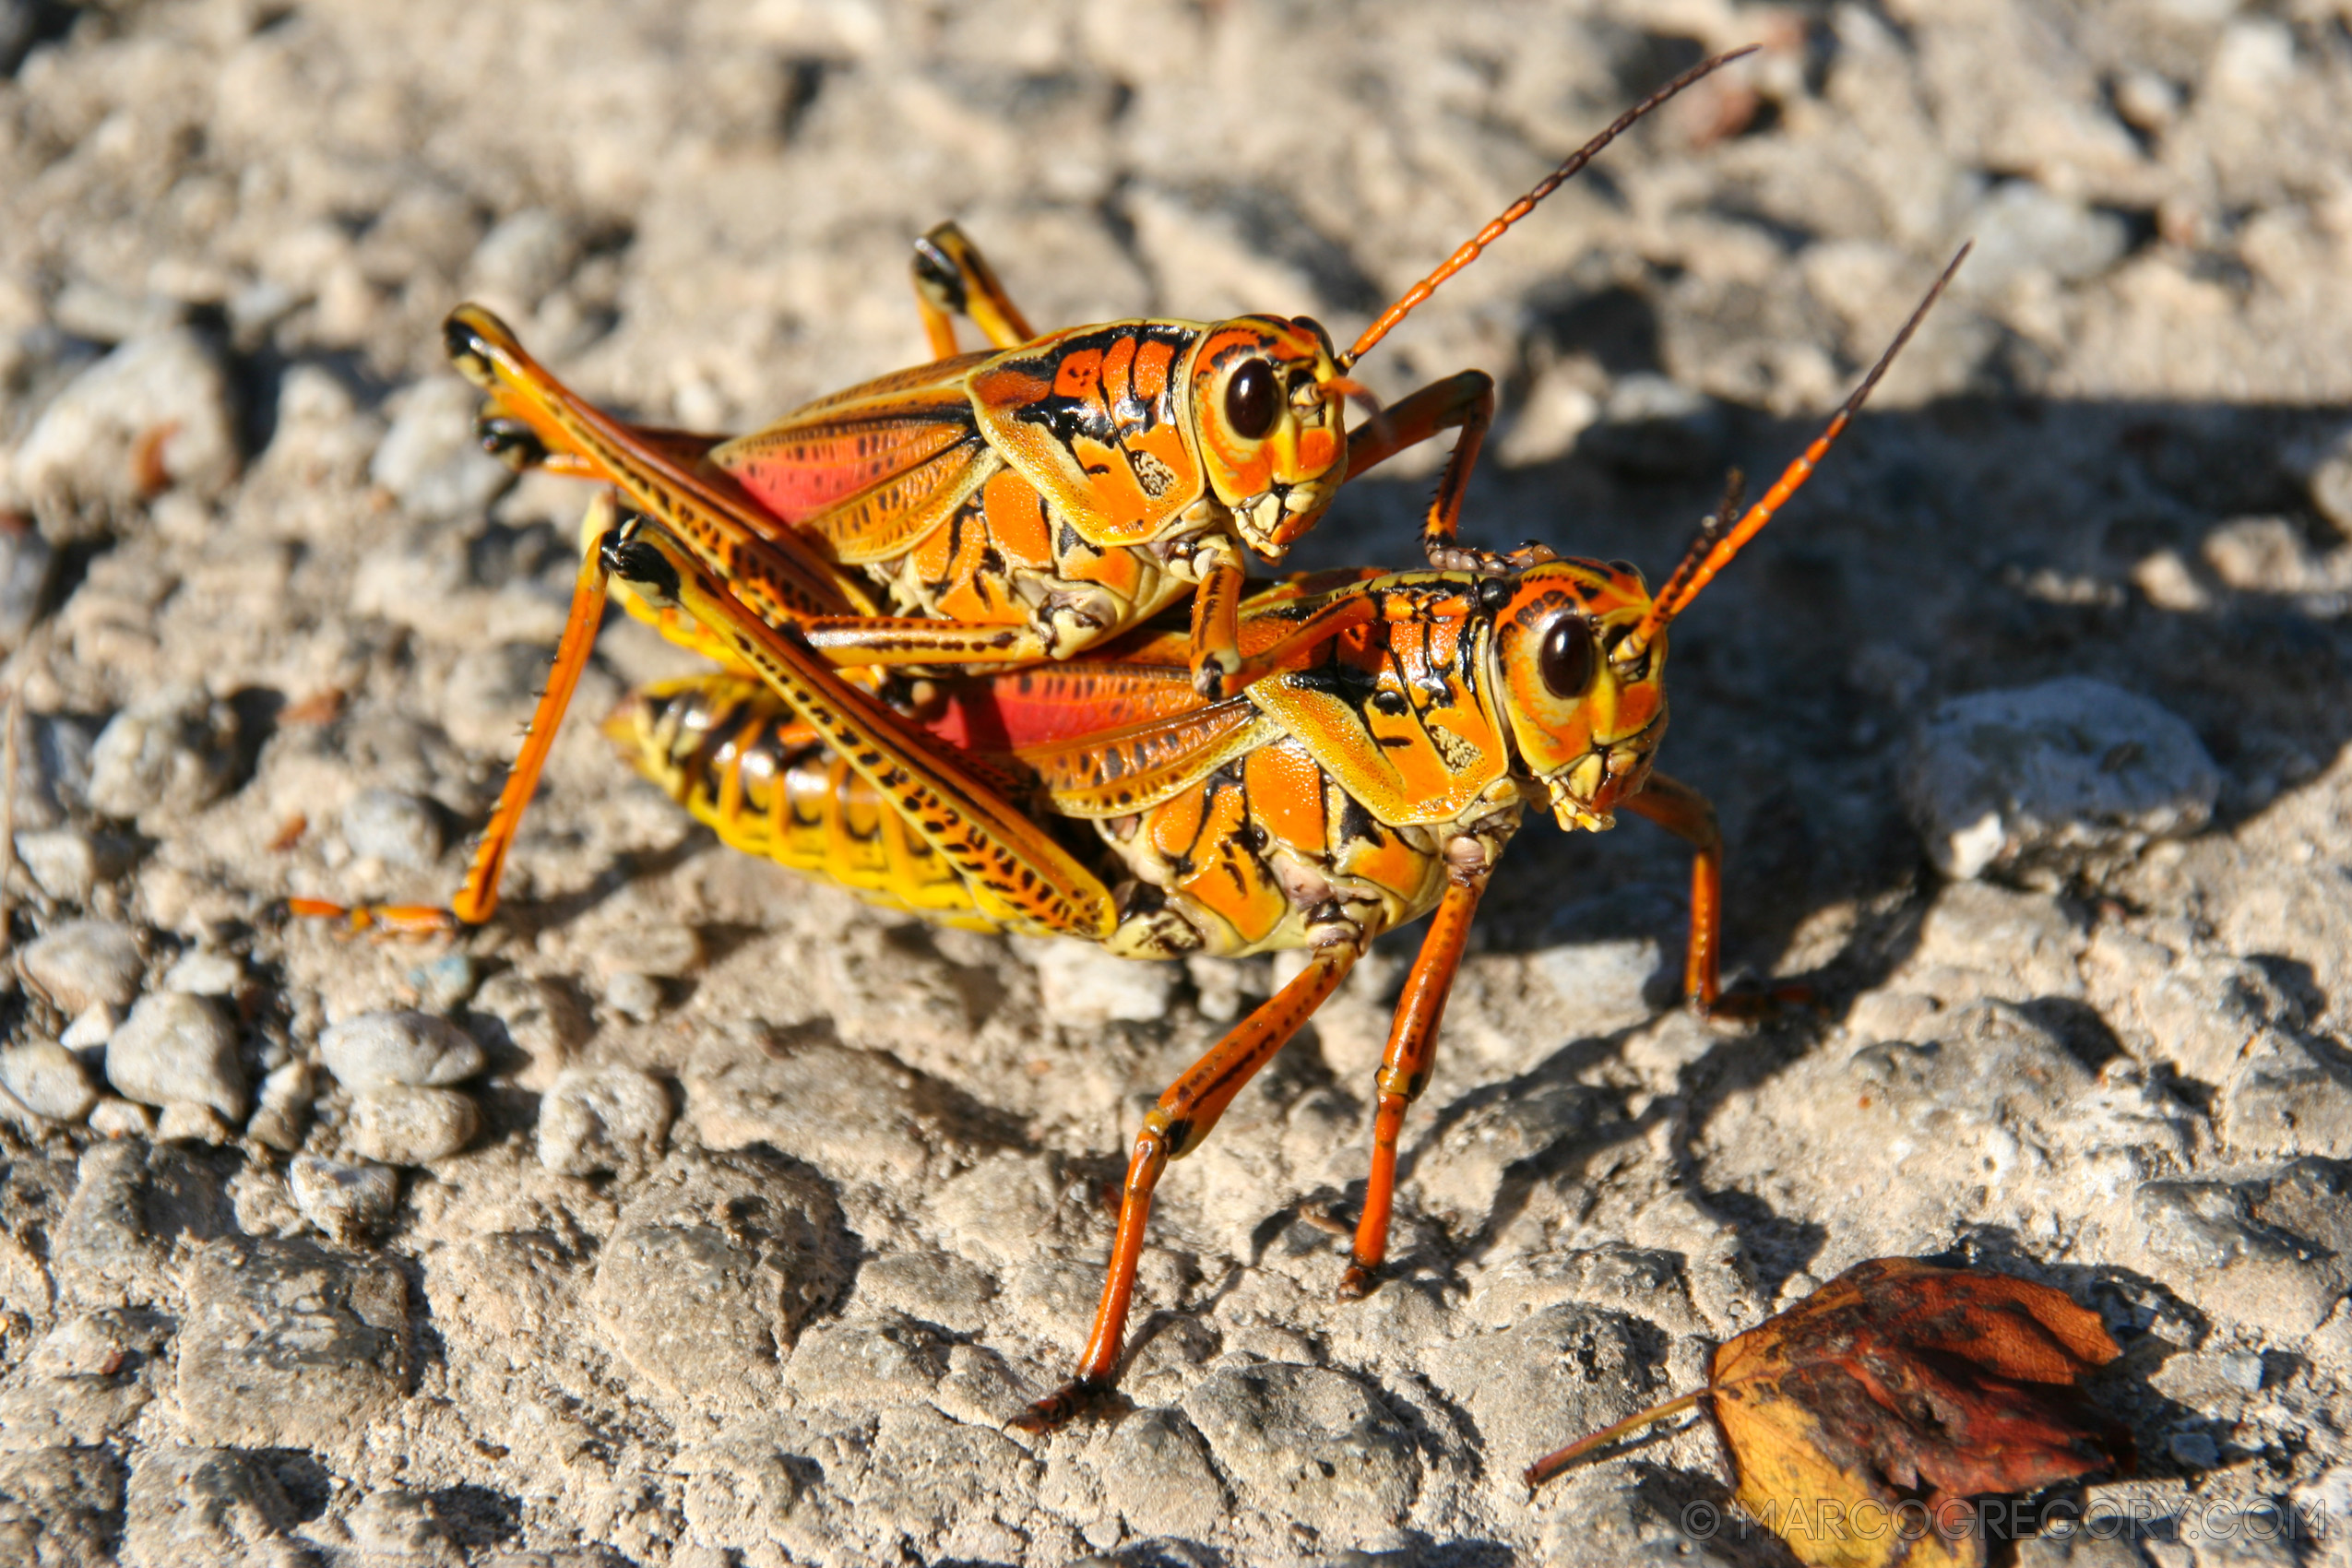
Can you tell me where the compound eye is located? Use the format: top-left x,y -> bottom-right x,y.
1538,615 -> 1596,698
1223,358 -> 1278,440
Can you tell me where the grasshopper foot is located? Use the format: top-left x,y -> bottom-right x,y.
1009,1377 -> 1120,1434
1337,1259 -> 1383,1300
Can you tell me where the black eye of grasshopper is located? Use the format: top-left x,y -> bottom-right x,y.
1225,359 -> 1278,440
1538,615 -> 1596,698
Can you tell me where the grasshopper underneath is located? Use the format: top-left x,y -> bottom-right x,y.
570,252 -> 1962,1429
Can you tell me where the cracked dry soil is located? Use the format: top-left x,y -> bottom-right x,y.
3,1 -> 2352,1564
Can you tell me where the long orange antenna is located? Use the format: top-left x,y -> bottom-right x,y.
1614,243 -> 1971,665
1340,46 -> 1759,371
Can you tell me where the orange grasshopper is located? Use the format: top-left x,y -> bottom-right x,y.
576,252 -> 1962,1430
311,48 -> 1759,937
453,51 -> 1752,703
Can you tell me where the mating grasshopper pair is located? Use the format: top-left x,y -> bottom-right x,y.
307,51 -> 1965,1430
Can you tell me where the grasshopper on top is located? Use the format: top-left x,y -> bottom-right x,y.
449,49 -> 1754,704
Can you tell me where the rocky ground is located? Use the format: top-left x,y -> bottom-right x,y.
1,0 -> 2351,1563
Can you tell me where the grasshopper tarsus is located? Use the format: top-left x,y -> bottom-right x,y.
1010,1377 -> 1121,1435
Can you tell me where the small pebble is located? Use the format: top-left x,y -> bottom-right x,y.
1024,938 -> 1179,1025
2168,1430 -> 2221,1469
408,952 -> 478,1012
162,950 -> 244,997
340,788 -> 444,871
288,1153 -> 399,1242
12,827 -> 98,903
156,1100 -> 232,1145
104,992 -> 246,1118
86,1098 -> 153,1138
348,1086 -> 478,1165
593,923 -> 703,979
8,327 -> 241,511
320,1010 -> 485,1090
0,1041 -> 97,1122
537,1066 -> 671,1176
85,684 -> 240,822
347,1487 -> 445,1554
2216,1350 -> 2266,1392
59,1002 -> 117,1052
602,968 -> 663,1022
18,919 -> 144,1013
247,1061 -> 312,1153
1901,676 -> 2220,886
370,375 -> 513,524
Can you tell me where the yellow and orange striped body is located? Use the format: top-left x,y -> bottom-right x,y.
602,560 -> 1669,965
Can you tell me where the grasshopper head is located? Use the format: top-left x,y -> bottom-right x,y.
1489,559 -> 1668,833
1191,315 -> 1350,557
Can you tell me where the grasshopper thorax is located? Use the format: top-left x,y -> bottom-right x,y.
1189,315 -> 1349,558
1489,559 -> 1668,833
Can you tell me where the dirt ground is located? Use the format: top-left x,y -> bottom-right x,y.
3,1 -> 2352,1563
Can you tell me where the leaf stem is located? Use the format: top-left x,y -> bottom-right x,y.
1525,1389 -> 1705,1491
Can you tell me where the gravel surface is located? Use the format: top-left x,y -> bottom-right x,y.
3,1 -> 2352,1564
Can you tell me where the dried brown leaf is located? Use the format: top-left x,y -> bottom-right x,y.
1529,1258 -> 2133,1568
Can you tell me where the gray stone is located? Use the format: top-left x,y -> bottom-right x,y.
1022,936 -> 1180,1025
1099,1408 -> 1229,1542
85,685 -> 241,824
2127,1159 -> 2352,1336
0,1445 -> 125,1568
1963,180 -> 2132,295
465,970 -> 590,1091
1902,677 -> 2220,885
339,786 -> 444,870
536,1065 -> 671,1175
18,920 -> 143,1013
177,1238 -> 411,1452
83,1098 -> 151,1140
1180,1361 -> 1419,1539
467,208 -> 582,309
0,1041 -> 95,1122
122,1445 -> 298,1568
590,1149 -> 849,1406
288,1153 -> 399,1243
321,1008 -> 484,1090
2223,1030 -> 2352,1159
8,327 -> 241,516
371,375 -> 511,523
1426,1303 -> 1665,1473
12,827 -> 106,904
104,992 -> 244,1119
2309,421 -> 2352,537
347,1085 -> 479,1165
345,1487 -> 445,1555
408,952 -> 478,1012
685,1034 -> 1001,1187
677,1417 -> 817,1556
245,1062 -> 311,1153
1409,1078 -> 1612,1228
0,1310 -> 159,1449
59,1003 -> 116,1052
853,1250 -> 999,1336
155,1100 -> 232,1145
160,949 -> 243,997
54,1139 -> 233,1310
600,967 -> 663,1022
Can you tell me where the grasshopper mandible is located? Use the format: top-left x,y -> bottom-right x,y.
577,252 -> 1963,1430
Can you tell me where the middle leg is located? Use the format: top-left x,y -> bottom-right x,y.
1014,936 -> 1363,1431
